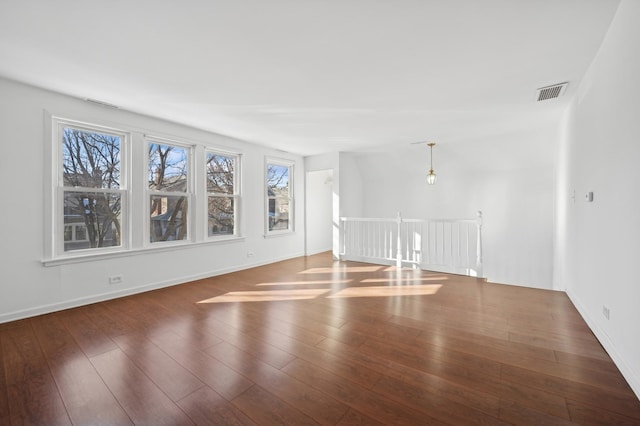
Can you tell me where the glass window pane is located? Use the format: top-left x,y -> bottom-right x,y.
268,198 -> 289,231
150,195 -> 188,242
208,196 -> 234,236
63,191 -> 122,251
148,143 -> 188,192
64,225 -> 72,241
267,164 -> 289,196
62,127 -> 120,189
206,153 -> 234,194
75,225 -> 87,241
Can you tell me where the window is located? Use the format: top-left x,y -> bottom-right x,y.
266,159 -> 293,234
47,115 -> 245,264
58,122 -> 127,254
206,151 -> 240,238
147,141 -> 191,243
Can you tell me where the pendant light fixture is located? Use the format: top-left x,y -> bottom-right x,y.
427,142 -> 437,185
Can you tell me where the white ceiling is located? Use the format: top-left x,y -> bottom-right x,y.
0,0 -> 620,156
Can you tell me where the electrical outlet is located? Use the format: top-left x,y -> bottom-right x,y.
602,305 -> 610,320
109,274 -> 123,285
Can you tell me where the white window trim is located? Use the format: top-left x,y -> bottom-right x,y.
205,149 -> 242,240
47,116 -> 131,260
265,157 -> 294,236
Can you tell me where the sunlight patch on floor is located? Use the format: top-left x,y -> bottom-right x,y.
299,266 -> 384,274
361,277 -> 448,283
256,279 -> 352,286
197,289 -> 330,303
327,284 -> 442,299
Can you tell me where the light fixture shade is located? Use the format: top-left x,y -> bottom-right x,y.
427,170 -> 437,185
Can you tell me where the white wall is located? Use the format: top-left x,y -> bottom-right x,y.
555,0 -> 640,398
0,78 -> 305,322
304,151 -> 364,259
338,152 -> 364,218
305,152 -> 340,258
346,123 -> 559,289
305,169 -> 333,255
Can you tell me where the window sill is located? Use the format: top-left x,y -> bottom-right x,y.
42,236 -> 245,267
264,230 -> 295,238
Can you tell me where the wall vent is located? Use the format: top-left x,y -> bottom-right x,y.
536,82 -> 568,101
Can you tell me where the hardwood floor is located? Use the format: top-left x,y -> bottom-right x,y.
1,252 -> 639,425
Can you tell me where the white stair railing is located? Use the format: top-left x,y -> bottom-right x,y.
339,211 -> 483,278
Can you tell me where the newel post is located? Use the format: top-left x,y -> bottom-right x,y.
396,211 -> 403,268
476,210 -> 483,278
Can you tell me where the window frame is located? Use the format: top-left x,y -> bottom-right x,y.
265,157 -> 294,236
205,149 -> 242,240
52,118 -> 130,259
44,114 -> 247,266
144,136 -> 194,247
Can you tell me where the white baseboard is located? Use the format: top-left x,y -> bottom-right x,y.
566,289 -> 640,400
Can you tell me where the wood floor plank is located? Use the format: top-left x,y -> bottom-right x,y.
58,307 -> 119,358
242,301 -> 366,347
231,385 -> 319,425
168,320 -> 225,350
147,330 -> 253,401
554,348 -> 624,375
112,332 -> 206,402
206,341 -> 350,425
206,308 -> 327,347
369,358 -> 502,417
508,330 -> 610,360
89,348 -> 194,425
406,316 -> 630,393
281,357 -> 380,407
177,386 -> 257,426
31,315 -> 133,425
382,353 -> 570,421
336,408 -> 385,425
280,355 -> 446,425
104,293 -> 179,335
1,320 -> 72,425
317,336 -> 572,420
498,399 -> 577,426
348,387 -> 448,425
372,374 -> 510,425
501,364 -> 640,420
359,334 -> 504,379
390,314 -> 558,362
0,326 -> 12,425
566,399 -> 640,425
193,319 -> 297,370
254,330 -> 381,389
78,301 -> 141,338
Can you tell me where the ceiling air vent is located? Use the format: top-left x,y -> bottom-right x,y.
536,82 -> 568,101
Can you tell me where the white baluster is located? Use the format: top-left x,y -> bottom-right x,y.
396,212 -> 402,268
476,210 -> 483,278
